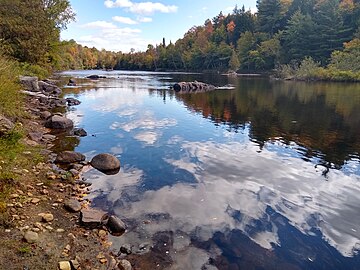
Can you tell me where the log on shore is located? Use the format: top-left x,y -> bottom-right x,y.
173,81 -> 215,93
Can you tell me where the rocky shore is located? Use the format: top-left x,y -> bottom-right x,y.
0,76 -> 131,270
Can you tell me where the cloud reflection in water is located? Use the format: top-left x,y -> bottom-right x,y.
90,139 -> 360,263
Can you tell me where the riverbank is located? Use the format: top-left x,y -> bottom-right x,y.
0,76 -> 130,270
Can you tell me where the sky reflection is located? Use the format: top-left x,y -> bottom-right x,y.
60,71 -> 360,269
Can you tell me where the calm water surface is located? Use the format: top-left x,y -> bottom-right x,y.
58,70 -> 360,270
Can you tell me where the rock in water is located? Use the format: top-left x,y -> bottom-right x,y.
106,215 -> 126,236
55,151 -> 86,164
118,260 -> 132,270
173,81 -> 215,93
0,115 -> 14,136
20,76 -> 39,92
73,128 -> 87,137
90,153 -> 120,174
38,81 -> 62,96
66,97 -> 81,106
45,115 -> 73,129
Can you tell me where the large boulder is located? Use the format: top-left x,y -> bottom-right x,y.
0,115 -> 14,136
55,151 -> 86,164
90,153 -> 120,174
38,81 -> 62,96
45,115 -> 73,129
20,76 -> 39,92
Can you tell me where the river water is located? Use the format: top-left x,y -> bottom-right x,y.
58,70 -> 360,270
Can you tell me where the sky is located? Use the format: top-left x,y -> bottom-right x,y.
61,0 -> 257,53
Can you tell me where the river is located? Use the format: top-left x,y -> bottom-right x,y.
58,70 -> 360,270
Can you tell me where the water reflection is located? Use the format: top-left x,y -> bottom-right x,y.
59,71 -> 360,269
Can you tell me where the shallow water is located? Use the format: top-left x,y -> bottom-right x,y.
59,70 -> 360,270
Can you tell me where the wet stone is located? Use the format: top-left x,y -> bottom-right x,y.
118,260 -> 132,270
119,244 -> 132,255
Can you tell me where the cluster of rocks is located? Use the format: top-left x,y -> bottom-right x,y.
173,81 -> 216,93
10,76 -> 131,270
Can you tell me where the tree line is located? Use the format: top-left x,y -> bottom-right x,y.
0,0 -> 360,80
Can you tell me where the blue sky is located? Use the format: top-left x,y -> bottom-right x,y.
61,0 -> 257,53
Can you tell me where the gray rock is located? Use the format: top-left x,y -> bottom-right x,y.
55,151 -> 86,164
106,215 -> 126,236
28,132 -> 43,142
73,128 -> 87,137
0,115 -> 14,136
38,81 -> 62,96
119,244 -> 132,255
66,97 -> 81,106
24,231 -> 39,243
45,115 -> 73,129
80,208 -> 107,229
39,111 -> 52,120
64,199 -> 81,212
90,153 -> 120,174
118,260 -> 132,270
20,76 -> 39,92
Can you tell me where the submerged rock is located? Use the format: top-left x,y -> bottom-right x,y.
90,153 -> 120,174
87,75 -> 106,80
45,115 -> 73,129
55,151 -> 86,164
118,260 -> 132,270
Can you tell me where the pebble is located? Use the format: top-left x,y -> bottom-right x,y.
98,229 -> 108,238
24,231 -> 39,243
41,213 -> 54,222
5,229 -> 11,233
10,194 -> 19,199
58,261 -> 71,270
64,199 -> 82,212
31,198 -> 41,204
56,228 -> 65,233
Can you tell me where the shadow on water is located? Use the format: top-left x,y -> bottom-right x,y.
175,78 -> 360,171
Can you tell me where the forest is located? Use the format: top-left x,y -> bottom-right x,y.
0,0 -> 360,81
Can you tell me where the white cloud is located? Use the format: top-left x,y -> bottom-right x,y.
104,0 -> 132,8
113,16 -> 138,25
130,2 -> 177,15
81,20 -> 117,29
76,24 -> 147,52
104,0 -> 178,15
137,16 -> 153,23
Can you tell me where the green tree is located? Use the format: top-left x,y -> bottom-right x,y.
256,0 -> 283,35
0,0 -> 74,65
282,10 -> 316,62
